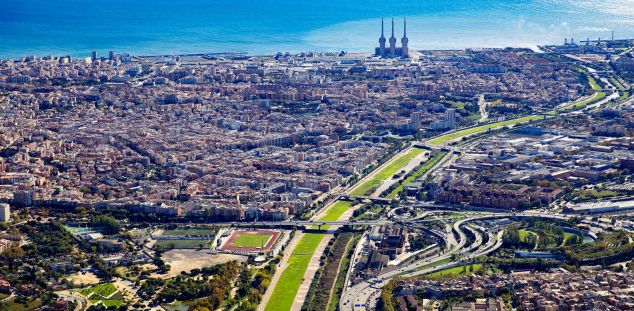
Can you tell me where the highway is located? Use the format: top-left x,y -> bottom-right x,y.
340,214 -> 487,311
225,217 -> 452,228
338,210 -> 604,311
267,102 -> 617,310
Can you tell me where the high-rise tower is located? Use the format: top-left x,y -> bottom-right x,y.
401,17 -> 409,58
379,18 -> 386,56
389,18 -> 397,57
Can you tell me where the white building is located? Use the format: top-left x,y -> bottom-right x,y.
0,204 -> 10,223
430,108 -> 457,130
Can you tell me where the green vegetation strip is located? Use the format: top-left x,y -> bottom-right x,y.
610,76 -> 625,91
560,91 -> 606,111
426,263 -> 483,278
558,75 -> 606,112
588,75 -> 601,91
618,91 -> 630,102
264,233 -> 323,311
386,151 -> 447,199
327,234 -> 361,311
428,115 -> 543,145
320,200 -> 354,222
265,201 -> 353,311
408,257 -> 453,275
350,147 -> 424,196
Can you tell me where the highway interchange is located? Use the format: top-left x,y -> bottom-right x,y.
260,66 -> 633,310
338,210 -> 619,311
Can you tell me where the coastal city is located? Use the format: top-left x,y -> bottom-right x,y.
1,18 -> 634,311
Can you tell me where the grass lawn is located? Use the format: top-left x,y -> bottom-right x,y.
618,91 -> 630,102
428,115 -> 543,145
610,76 -> 625,90
265,233 -> 324,311
518,229 -> 536,243
319,200 -> 353,222
447,101 -> 465,109
161,229 -> 216,236
409,257 -> 453,275
573,189 -> 618,201
79,283 -> 117,298
590,189 -> 618,198
386,151 -> 447,199
0,300 -> 42,311
588,75 -> 602,90
560,91 -> 606,111
427,264 -> 483,278
154,239 -> 211,249
265,199 -> 354,311
232,233 -> 273,248
562,232 -> 579,243
77,283 -> 124,308
99,300 -> 124,307
350,147 -> 424,196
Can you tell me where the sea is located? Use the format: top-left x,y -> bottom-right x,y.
1,0 -> 634,59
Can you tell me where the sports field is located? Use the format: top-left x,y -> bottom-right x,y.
233,233 -> 272,248
154,239 -> 211,249
222,230 -> 280,253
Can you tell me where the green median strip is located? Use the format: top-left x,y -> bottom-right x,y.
350,147 -> 424,196
618,91 -> 630,102
386,151 -> 447,199
610,76 -> 625,91
319,200 -> 354,222
264,200 -> 353,311
428,115 -> 543,145
265,233 -> 324,311
588,75 -> 601,91
560,91 -> 606,111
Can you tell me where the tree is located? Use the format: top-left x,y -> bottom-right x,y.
399,190 -> 408,202
90,215 -> 121,234
2,244 -> 24,269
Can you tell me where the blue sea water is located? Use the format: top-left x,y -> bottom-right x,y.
1,0 -> 634,59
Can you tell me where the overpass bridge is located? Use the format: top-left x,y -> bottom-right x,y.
226,218 -> 452,230
224,212 -> 572,230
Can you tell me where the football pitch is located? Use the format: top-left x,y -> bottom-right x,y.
232,233 -> 272,248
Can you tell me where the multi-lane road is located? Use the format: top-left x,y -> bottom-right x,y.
338,210 -> 613,311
